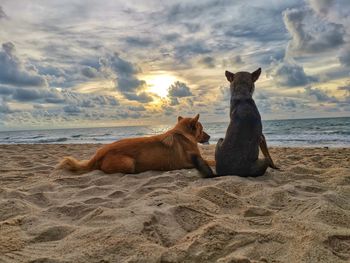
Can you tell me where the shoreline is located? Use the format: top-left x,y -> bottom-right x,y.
1,143 -> 350,148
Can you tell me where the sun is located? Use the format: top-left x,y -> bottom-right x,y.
146,74 -> 177,98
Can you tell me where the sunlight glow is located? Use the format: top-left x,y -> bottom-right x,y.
146,74 -> 177,98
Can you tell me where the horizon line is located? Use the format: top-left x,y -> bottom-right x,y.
0,115 -> 349,133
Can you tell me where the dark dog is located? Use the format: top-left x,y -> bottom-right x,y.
215,68 -> 277,177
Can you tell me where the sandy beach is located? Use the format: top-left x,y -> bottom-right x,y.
0,144 -> 350,262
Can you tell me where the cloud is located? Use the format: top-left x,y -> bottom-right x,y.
268,60 -> 317,87
198,56 -> 215,68
308,0 -> 335,15
168,81 -> 193,97
63,105 -> 82,115
169,97 -> 179,106
0,6 -> 7,19
0,98 -> 11,114
81,66 -> 99,78
0,85 -> 13,95
283,7 -> 345,55
0,42 -> 47,87
124,36 -> 154,47
102,53 -> 152,102
338,45 -> 350,67
128,105 -> 146,111
174,41 -> 211,59
124,92 -> 153,103
303,86 -> 338,102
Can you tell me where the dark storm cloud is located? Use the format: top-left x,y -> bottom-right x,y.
0,42 -> 47,87
268,60 -> 317,87
168,81 -> 193,97
283,7 -> 345,54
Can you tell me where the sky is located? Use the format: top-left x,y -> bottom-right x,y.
0,0 -> 350,130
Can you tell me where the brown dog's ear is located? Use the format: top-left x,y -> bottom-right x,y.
190,114 -> 200,129
193,114 -> 200,123
178,116 -> 183,122
225,71 -> 234,82
252,68 -> 261,82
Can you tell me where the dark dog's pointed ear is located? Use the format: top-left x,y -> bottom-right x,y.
177,116 -> 183,122
252,68 -> 261,82
225,71 -> 235,82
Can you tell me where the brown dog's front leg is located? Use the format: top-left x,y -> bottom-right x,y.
190,154 -> 215,178
259,134 -> 279,169
206,159 -> 216,166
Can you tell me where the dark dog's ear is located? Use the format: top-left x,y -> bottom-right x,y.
225,71 -> 235,82
252,68 -> 261,82
178,116 -> 183,122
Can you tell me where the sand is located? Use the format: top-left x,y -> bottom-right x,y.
0,144 -> 350,263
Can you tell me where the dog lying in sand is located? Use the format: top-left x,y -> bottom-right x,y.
57,114 -> 214,177
215,68 -> 277,177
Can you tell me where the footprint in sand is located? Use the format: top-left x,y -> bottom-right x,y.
141,215 -> 173,247
0,199 -> 31,221
243,207 -> 273,227
324,235 -> 350,260
54,176 -> 91,187
196,186 -> 243,210
173,205 -> 213,232
31,226 -> 75,243
46,203 -> 95,221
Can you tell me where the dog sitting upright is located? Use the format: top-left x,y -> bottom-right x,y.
215,68 -> 277,177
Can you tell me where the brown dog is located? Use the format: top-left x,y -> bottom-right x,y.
57,114 -> 214,177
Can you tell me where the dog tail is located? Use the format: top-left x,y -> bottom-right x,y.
56,156 -> 95,173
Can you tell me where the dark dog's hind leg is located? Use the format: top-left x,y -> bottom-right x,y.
248,158 -> 269,177
215,138 -> 224,152
191,154 -> 215,178
260,134 -> 278,169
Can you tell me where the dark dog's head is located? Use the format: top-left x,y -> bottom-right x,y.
225,68 -> 261,99
176,114 -> 210,143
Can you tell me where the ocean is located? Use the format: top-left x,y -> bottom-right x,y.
0,117 -> 349,147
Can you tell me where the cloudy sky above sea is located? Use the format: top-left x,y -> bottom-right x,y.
0,0 -> 349,130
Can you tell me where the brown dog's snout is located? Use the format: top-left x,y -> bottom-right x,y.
199,131 -> 210,143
